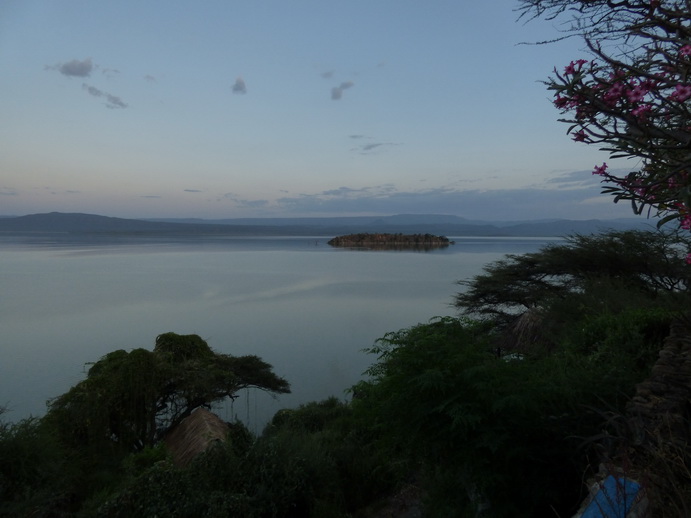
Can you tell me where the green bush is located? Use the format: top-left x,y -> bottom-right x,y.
93,440 -> 251,518
353,315 -> 667,517
251,398 -> 404,517
0,415 -> 79,517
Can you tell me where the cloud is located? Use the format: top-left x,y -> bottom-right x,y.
141,195 -> 161,199
546,169 -> 601,188
273,180 -> 639,221
82,84 -> 102,97
545,167 -> 634,191
144,74 -> 157,83
321,70 -> 334,79
331,81 -> 354,100
53,58 -> 94,77
0,188 -> 17,196
81,83 -> 128,109
350,140 -> 400,154
223,193 -> 269,208
184,189 -> 202,193
232,77 -> 247,94
45,188 -> 80,195
101,68 -> 120,78
321,186 -> 365,196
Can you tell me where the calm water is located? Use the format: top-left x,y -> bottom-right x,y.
0,235 -> 555,432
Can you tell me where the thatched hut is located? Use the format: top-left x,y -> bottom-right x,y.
164,408 -> 229,467
499,309 -> 554,356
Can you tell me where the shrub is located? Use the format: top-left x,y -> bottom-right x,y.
353,315 -> 667,517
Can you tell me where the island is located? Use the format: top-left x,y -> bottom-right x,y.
327,232 -> 454,251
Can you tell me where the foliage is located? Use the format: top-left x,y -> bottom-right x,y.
44,332 -> 290,453
259,398 -> 405,514
0,412 -> 78,516
559,305 -> 673,371
352,313 -> 669,517
93,441 -> 252,518
519,0 -> 691,238
454,229 -> 690,324
97,399 -> 401,518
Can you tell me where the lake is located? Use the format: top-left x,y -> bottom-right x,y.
0,235 -> 556,432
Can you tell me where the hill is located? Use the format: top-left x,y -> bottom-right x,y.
0,212 -> 654,238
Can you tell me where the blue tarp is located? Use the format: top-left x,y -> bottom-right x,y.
581,475 -> 642,518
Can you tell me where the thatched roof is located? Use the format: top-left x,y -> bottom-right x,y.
500,309 -> 553,355
164,408 -> 229,467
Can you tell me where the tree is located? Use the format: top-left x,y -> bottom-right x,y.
46,332 -> 290,452
518,0 -> 691,245
454,229 -> 690,323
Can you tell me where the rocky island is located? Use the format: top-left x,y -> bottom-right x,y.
327,232 -> 453,251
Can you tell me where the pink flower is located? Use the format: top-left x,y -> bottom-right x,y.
632,104 -> 652,120
640,78 -> 659,90
554,94 -> 570,108
592,163 -> 608,176
686,253 -> 691,265
554,94 -> 580,110
681,214 -> 691,230
626,85 -> 649,103
563,59 -> 588,75
572,129 -> 588,142
670,84 -> 691,102
680,45 -> 691,57
603,83 -> 625,105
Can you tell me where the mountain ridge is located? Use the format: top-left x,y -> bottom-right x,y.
0,211 -> 654,238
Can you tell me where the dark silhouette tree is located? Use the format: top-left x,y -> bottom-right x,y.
455,229 -> 690,323
45,332 -> 290,452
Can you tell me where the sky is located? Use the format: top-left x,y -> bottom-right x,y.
0,0 -> 646,221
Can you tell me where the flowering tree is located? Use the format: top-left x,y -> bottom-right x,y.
519,1 -> 691,243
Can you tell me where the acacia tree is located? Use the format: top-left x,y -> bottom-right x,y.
454,229 -> 690,323
518,0 -> 691,251
46,333 -> 290,452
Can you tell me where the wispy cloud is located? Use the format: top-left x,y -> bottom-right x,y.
141,195 -> 161,199
0,188 -> 17,196
232,77 -> 247,94
347,135 -> 399,154
81,83 -> 128,109
545,169 -> 603,188
184,189 -> 202,193
331,81 -> 354,100
144,74 -> 157,83
101,68 -> 120,78
41,189 -> 81,197
361,142 -> 399,153
223,193 -> 269,208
